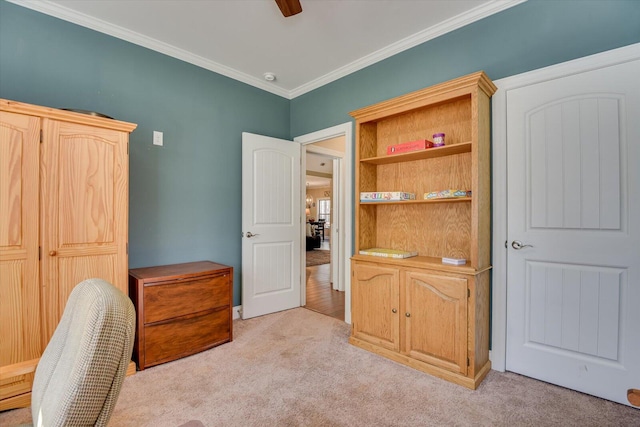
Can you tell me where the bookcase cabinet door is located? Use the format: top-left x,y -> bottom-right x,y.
403,271 -> 468,374
351,261 -> 400,352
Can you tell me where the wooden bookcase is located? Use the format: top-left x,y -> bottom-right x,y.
349,72 -> 496,389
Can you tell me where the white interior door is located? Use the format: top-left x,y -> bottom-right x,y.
241,132 -> 301,319
505,59 -> 640,406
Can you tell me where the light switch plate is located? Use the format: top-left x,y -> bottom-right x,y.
153,131 -> 163,146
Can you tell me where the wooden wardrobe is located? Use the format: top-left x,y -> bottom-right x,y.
0,99 -> 136,410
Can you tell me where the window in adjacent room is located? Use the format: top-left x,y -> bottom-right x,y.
318,198 -> 330,227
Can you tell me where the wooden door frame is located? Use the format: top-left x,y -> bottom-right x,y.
490,42 -> 640,371
294,122 -> 353,324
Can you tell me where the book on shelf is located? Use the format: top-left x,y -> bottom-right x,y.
386,139 -> 434,155
360,192 -> 415,202
442,257 -> 467,265
424,189 -> 471,200
359,248 -> 418,259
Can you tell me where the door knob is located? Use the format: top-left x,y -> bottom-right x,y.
405,312 -> 411,317
49,250 -> 57,256
392,308 -> 397,313
245,232 -> 260,238
511,240 -> 533,250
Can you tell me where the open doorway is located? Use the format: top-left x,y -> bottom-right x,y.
295,122 -> 353,323
304,154 -> 343,320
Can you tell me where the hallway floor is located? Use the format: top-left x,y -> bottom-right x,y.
305,263 -> 344,321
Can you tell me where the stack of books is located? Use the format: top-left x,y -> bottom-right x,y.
359,248 -> 418,259
424,189 -> 471,200
360,192 -> 415,202
442,257 -> 467,265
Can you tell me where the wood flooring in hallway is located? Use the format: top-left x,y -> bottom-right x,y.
305,263 -> 345,321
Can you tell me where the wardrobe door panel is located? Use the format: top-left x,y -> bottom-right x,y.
41,119 -> 129,341
0,111 -> 41,407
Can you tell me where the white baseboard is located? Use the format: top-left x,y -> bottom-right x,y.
233,305 -> 242,320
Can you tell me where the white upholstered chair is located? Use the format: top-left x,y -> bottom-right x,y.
29,278 -> 135,427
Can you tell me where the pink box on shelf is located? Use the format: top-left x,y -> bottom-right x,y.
387,139 -> 434,155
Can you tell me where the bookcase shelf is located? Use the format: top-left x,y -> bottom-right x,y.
360,197 -> 471,205
351,254 -> 488,275
360,141 -> 472,165
349,71 -> 496,390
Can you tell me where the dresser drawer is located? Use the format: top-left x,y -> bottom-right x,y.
143,274 -> 230,324
144,308 -> 231,368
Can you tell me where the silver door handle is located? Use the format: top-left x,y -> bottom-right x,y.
512,240 -> 533,250
246,232 -> 259,238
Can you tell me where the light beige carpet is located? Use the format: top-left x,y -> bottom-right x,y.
1,308 -> 637,426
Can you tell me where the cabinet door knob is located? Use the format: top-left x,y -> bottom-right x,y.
49,250 -> 57,256
392,308 -> 397,313
405,312 -> 411,317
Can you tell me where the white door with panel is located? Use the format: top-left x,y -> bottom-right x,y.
506,59 -> 640,406
241,132 -> 301,319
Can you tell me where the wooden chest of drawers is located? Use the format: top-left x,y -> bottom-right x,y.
129,261 -> 233,370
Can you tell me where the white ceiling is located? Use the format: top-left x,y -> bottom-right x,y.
306,175 -> 331,189
306,152 -> 332,188
11,0 -> 524,99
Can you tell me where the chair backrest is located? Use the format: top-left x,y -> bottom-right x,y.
31,278 -> 135,427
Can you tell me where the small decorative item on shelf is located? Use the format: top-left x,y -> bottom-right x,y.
361,192 -> 416,202
386,139 -> 434,155
424,189 -> 471,199
442,257 -> 467,265
432,133 -> 445,147
359,248 -> 418,259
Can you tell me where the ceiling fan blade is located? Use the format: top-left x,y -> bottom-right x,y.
275,0 -> 302,17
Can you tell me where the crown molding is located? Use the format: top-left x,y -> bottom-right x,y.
8,0 -> 526,100
289,0 -> 527,98
7,0 -> 291,98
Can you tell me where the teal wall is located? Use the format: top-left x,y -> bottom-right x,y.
0,1 -> 290,305
2,0 -> 639,307
290,0 -> 640,136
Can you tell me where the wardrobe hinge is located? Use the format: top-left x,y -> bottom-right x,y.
467,357 -> 470,367
38,246 -> 42,260
467,288 -> 471,298
40,129 -> 43,143
126,243 -> 129,255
